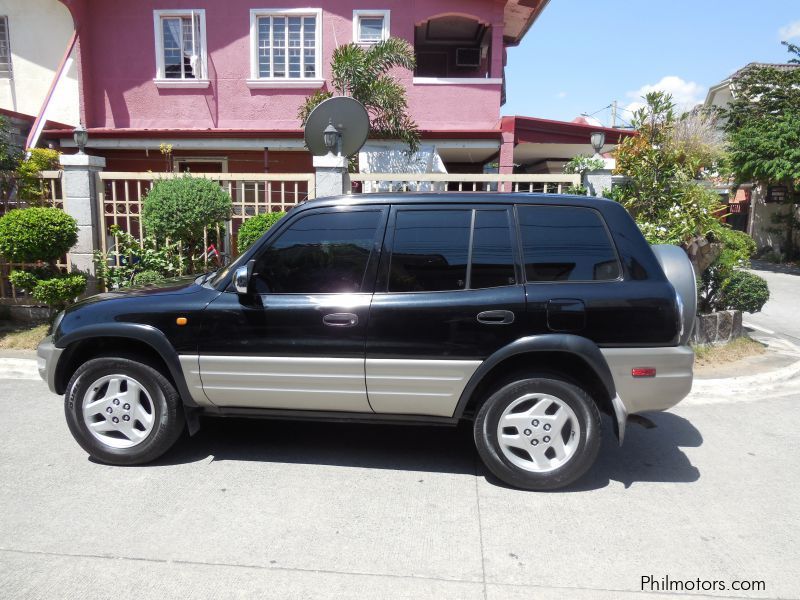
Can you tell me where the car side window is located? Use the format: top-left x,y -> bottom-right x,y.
388,208 -> 517,292
518,205 -> 620,282
253,210 -> 381,294
389,210 -> 471,292
470,209 -> 516,289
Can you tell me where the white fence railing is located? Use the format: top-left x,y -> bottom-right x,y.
96,172 -> 316,264
349,173 -> 581,194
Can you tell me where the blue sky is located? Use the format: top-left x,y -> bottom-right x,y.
503,0 -> 799,126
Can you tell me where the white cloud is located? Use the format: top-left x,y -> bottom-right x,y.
779,20 -> 800,40
556,91 -> 567,99
624,75 -> 707,115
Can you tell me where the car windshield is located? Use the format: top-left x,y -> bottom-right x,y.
207,255 -> 246,289
209,203 -> 303,289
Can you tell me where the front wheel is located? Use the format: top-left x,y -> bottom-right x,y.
474,375 -> 601,490
64,357 -> 185,465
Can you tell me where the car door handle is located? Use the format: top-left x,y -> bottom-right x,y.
323,313 -> 359,327
476,310 -> 515,325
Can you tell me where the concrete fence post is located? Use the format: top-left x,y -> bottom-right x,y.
583,168 -> 614,197
59,153 -> 105,290
313,154 -> 349,197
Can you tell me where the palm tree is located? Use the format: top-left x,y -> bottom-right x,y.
298,38 -> 420,153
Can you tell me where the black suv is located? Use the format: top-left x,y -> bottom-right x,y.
38,194 -> 696,490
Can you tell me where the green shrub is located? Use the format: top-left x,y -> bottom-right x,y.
712,225 -> 756,266
132,270 -> 166,286
563,155 -> 604,176
142,176 -> 231,247
94,225 -> 184,289
9,269 -> 86,307
8,270 -> 39,291
0,207 -> 78,262
237,211 -> 286,252
719,271 -> 769,313
16,148 -> 60,204
564,184 -> 588,196
30,274 -> 86,306
635,184 -> 724,246
698,226 -> 760,313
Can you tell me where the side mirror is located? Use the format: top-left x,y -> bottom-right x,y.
234,259 -> 255,295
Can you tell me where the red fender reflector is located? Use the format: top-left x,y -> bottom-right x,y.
632,367 -> 656,378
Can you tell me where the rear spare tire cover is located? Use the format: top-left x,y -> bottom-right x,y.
652,244 -> 697,345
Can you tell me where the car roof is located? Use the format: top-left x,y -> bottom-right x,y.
299,192 -> 618,211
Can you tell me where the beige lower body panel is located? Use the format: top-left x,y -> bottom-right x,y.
178,355 -> 209,406
192,355 -> 372,412
601,346 -> 694,415
366,358 -> 482,417
180,355 -> 481,417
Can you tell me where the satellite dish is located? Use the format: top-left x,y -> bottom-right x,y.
304,96 -> 370,157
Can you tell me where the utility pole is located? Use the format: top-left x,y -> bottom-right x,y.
611,100 -> 618,128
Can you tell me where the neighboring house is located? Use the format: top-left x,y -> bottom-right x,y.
41,0 -> 629,174
704,62 -> 800,252
0,0 -> 79,131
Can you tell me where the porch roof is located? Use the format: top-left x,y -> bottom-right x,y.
501,115 -> 634,166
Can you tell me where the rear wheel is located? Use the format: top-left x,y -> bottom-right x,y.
64,357 -> 184,465
474,375 -> 601,490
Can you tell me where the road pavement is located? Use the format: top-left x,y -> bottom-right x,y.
1,363 -> 799,599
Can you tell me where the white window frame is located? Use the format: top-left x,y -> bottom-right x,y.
248,8 -> 324,89
173,156 -> 229,173
0,16 -> 12,79
353,10 -> 390,45
153,9 -> 209,88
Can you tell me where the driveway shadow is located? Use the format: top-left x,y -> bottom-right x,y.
750,260 -> 800,276
157,417 -> 477,476
543,412 -> 702,492
152,412 -> 702,491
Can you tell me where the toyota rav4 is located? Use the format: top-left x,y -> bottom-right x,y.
38,194 -> 696,490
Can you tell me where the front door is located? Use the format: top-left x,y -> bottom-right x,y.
198,207 -> 387,411
365,205 -> 526,417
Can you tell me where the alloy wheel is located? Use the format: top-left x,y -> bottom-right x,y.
81,374 -> 156,449
496,392 -> 581,473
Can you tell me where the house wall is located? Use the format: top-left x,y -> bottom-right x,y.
0,0 -> 79,125
65,0 -> 504,132
749,184 -> 800,255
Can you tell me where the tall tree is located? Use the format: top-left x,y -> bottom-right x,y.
299,38 -> 420,153
721,43 -> 800,258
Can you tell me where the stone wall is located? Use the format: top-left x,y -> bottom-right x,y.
691,310 -> 743,345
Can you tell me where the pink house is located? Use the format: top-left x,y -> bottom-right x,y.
45,0 -> 627,174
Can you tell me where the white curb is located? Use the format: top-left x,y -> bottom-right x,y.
684,358 -> 800,405
0,358 -> 40,381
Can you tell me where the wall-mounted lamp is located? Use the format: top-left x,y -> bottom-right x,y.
590,131 -> 605,156
323,119 -> 341,156
73,124 -> 88,155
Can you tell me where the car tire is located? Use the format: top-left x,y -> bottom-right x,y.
64,357 -> 185,465
474,375 -> 601,491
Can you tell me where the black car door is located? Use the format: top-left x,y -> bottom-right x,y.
197,206 -> 388,411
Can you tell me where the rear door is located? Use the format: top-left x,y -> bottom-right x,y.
516,204 -> 632,343
365,204 -> 526,417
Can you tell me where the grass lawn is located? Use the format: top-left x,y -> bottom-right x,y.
693,335 -> 766,368
0,321 -> 49,350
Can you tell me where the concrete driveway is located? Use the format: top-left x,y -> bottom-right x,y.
745,260 -> 800,346
1,370 -> 799,599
